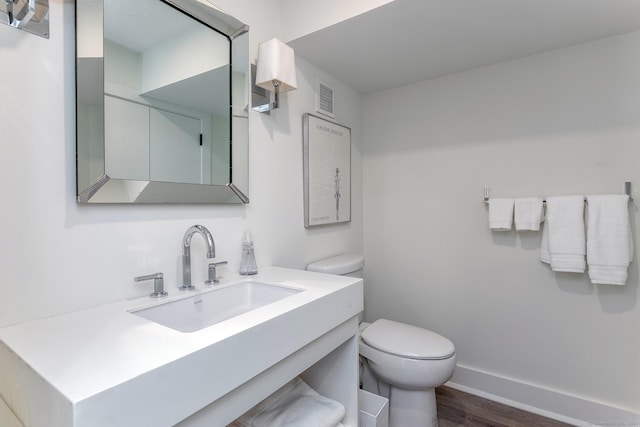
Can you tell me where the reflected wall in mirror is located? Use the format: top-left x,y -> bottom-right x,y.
76,0 -> 250,203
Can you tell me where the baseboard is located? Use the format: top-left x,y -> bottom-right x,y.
448,364 -> 640,427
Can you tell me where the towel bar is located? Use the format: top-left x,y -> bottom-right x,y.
483,181 -> 633,204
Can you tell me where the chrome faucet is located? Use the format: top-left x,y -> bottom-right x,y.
134,272 -> 167,298
181,225 -> 216,290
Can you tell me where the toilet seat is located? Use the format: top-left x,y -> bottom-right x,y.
361,319 -> 455,360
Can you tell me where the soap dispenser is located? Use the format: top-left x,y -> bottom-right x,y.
239,230 -> 258,275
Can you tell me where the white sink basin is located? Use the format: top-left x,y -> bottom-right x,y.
131,281 -> 302,332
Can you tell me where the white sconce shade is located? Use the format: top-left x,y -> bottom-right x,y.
255,38 -> 297,93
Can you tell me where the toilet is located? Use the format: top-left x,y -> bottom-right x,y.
307,254 -> 456,427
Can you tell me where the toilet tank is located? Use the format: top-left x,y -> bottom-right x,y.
306,254 -> 364,278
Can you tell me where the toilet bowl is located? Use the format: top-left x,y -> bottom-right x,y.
360,319 -> 456,427
306,254 -> 456,427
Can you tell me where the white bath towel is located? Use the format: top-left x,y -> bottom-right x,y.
540,220 -> 551,264
515,197 -> 544,231
489,198 -> 514,231
586,195 -> 633,285
236,377 -> 345,427
540,196 -> 586,273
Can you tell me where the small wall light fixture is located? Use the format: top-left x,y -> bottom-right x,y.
253,38 -> 297,113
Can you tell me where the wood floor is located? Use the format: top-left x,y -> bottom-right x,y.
436,386 -> 573,427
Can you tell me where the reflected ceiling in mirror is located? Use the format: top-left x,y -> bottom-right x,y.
76,0 -> 249,204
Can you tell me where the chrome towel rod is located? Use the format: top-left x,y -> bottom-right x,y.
483,181 -> 633,204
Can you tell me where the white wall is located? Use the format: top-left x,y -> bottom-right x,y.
141,27 -> 228,93
362,32 -> 640,414
0,0 -> 362,327
280,0 -> 394,43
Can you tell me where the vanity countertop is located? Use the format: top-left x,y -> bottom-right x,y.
0,267 -> 363,427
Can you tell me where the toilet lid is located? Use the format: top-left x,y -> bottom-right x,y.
306,254 -> 364,275
361,319 -> 455,360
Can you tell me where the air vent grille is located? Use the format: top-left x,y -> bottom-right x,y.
316,81 -> 335,118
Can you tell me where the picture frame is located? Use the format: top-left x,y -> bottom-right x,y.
303,113 -> 351,227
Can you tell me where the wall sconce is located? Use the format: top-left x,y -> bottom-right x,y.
252,38 -> 297,114
0,0 -> 49,38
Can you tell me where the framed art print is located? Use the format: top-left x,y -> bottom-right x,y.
303,113 -> 351,227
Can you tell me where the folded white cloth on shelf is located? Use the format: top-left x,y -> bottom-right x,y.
515,197 -> 544,231
489,198 -> 514,231
540,196 -> 586,273
586,195 -> 633,285
235,377 -> 345,427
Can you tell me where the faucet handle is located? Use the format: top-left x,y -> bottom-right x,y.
205,261 -> 228,285
135,272 -> 168,298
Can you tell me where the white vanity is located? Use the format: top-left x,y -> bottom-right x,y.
0,267 -> 363,426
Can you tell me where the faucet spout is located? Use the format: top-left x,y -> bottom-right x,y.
181,225 -> 216,290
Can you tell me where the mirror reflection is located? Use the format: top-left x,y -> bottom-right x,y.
76,0 -> 249,204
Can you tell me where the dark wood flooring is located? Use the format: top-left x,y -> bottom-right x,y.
436,386 -> 574,427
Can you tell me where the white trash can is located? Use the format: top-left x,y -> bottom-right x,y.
358,389 -> 389,427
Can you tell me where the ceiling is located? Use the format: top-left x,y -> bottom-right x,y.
288,0 -> 640,94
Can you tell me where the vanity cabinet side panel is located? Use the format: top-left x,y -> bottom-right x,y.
0,341 -> 73,427
301,325 -> 359,427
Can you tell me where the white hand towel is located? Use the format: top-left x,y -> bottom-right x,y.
540,219 -> 550,264
489,198 -> 514,231
544,196 -> 586,273
236,377 -> 345,427
586,195 -> 633,285
515,197 -> 544,231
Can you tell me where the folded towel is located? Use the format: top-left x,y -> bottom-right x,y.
541,196 -> 586,273
489,198 -> 514,231
586,195 -> 633,285
515,197 -> 544,231
236,377 -> 345,427
540,220 -> 551,264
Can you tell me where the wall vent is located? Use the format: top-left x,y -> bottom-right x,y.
316,80 -> 335,118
